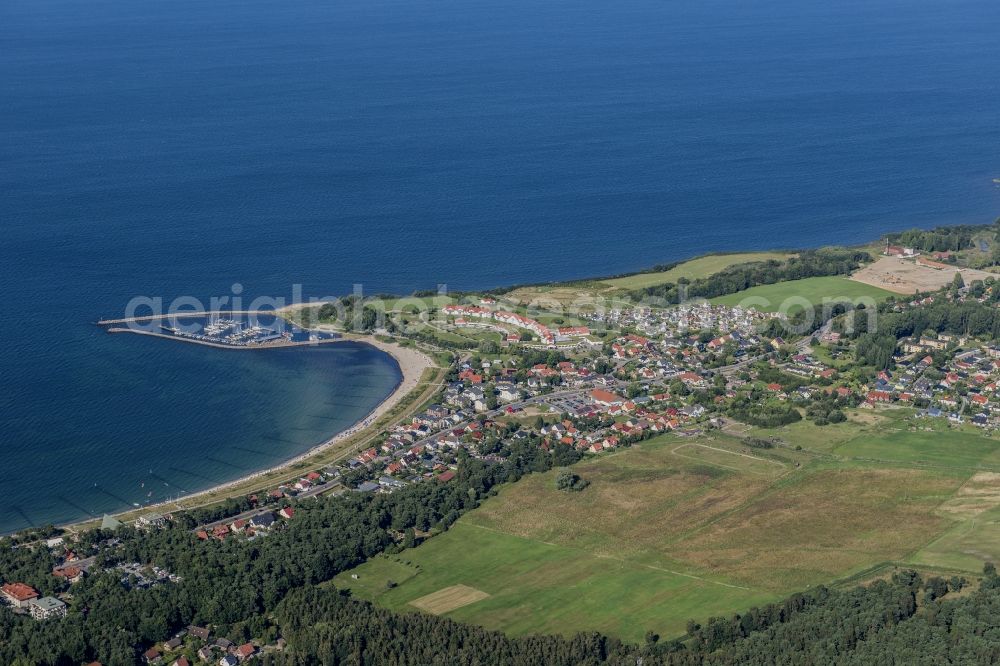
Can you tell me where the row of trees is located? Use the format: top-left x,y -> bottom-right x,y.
846,295 -> 1000,342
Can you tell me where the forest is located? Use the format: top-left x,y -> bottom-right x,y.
0,441 -> 566,665
889,223 -> 995,253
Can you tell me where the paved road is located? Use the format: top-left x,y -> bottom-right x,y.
195,481 -> 344,532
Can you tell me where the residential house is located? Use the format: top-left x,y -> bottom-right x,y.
249,513 -> 277,531
187,625 -> 210,641
52,566 -> 84,584
1,582 -> 39,608
866,390 -> 893,403
235,644 -> 256,662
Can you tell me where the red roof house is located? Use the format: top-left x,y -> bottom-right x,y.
1,582 -> 38,607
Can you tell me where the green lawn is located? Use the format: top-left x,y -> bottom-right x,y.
811,343 -> 855,369
452,327 -> 504,343
833,426 -> 1000,471
911,504 -> 1000,572
380,295 -> 456,312
335,523 -> 775,643
602,252 -> 792,290
709,276 -> 894,312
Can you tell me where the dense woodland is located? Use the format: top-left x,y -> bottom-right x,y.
0,442 -> 571,665
889,223 -> 995,253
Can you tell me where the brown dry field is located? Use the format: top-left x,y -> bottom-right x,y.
668,467 -> 963,590
467,438 -> 966,593
409,584 -> 491,614
936,472 -> 1000,519
851,256 -> 998,294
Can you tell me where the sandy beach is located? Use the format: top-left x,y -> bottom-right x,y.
68,326 -> 436,529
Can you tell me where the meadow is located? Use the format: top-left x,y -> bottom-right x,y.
600,252 -> 792,290
501,252 -> 792,308
337,420 -> 1000,642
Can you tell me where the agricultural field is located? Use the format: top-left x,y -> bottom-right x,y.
337,420 -> 1000,642
601,252 -> 792,290
709,276 -> 895,312
501,252 -> 792,308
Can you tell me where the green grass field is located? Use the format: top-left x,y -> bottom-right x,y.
833,427 -> 1000,470
709,276 -> 894,312
334,523 -> 776,642
337,421 -> 1000,642
602,252 -> 792,290
912,504 -> 1000,572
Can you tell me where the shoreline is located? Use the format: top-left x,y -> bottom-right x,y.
58,328 -> 436,533
57,221 -> 999,533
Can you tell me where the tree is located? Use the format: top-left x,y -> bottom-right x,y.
554,468 -> 588,492
952,272 -> 965,297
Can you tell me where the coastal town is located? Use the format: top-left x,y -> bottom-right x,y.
6,236 -> 1000,665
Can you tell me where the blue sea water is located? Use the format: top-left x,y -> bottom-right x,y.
2,0 -> 999,532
